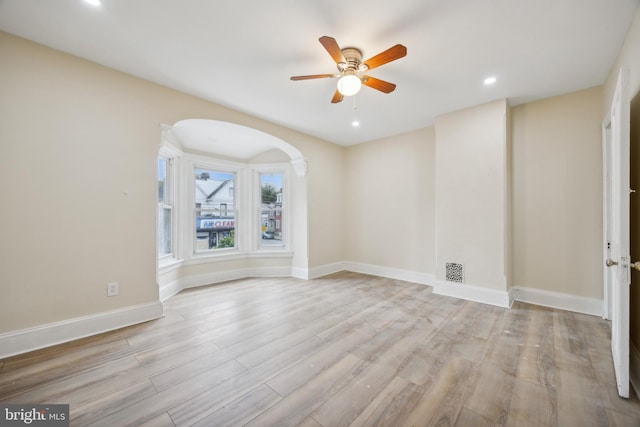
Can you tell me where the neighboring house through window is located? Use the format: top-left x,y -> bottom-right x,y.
259,172 -> 284,247
158,140 -> 292,270
194,168 -> 236,252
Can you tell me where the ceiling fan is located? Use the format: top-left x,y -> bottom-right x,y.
290,36 -> 407,104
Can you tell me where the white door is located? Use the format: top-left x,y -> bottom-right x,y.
603,68 -> 631,398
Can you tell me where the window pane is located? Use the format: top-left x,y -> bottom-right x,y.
196,212 -> 235,250
260,173 -> 283,246
158,158 -> 167,203
195,168 -> 235,251
158,207 -> 171,256
158,157 -> 172,257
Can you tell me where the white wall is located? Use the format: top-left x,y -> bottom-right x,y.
434,99 -> 510,292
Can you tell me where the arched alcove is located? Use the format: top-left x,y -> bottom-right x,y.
157,119 -> 309,301
171,119 -> 307,177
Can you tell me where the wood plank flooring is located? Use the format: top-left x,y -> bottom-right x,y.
2,272 -> 640,426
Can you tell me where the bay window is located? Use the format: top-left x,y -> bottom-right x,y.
158,151 -> 290,265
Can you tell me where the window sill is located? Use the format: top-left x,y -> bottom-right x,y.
185,250 -> 293,266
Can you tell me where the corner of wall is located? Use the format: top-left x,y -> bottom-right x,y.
512,286 -> 603,317
431,279 -> 512,308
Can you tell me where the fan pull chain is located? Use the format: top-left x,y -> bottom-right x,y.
352,95 -> 358,109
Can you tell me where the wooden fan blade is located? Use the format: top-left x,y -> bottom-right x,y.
290,74 -> 335,81
362,76 -> 396,93
363,44 -> 407,71
319,36 -> 345,64
331,89 -> 344,104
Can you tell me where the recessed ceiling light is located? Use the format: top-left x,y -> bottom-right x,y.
484,76 -> 497,85
85,0 -> 101,6
352,121 -> 360,128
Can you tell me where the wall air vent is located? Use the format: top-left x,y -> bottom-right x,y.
445,262 -> 464,283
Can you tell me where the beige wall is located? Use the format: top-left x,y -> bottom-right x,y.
0,23 -> 627,343
511,86 -> 603,299
0,32 -> 343,333
343,91 -> 604,304
435,99 -> 510,291
305,141 -> 345,269
344,128 -> 436,272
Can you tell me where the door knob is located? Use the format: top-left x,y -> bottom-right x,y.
605,259 -> 640,271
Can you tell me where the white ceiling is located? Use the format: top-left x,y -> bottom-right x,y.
0,0 -> 637,148
172,119 -> 285,160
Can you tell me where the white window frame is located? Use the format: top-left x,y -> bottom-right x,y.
158,156 -> 173,258
186,154 -> 245,258
253,164 -> 290,252
158,141 -> 183,270
176,154 -> 292,265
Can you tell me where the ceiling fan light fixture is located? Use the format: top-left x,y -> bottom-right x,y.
290,36 -> 407,104
337,73 -> 362,96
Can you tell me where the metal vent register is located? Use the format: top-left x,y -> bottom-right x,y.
445,262 -> 464,283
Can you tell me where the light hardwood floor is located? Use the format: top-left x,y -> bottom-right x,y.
2,272 -> 640,426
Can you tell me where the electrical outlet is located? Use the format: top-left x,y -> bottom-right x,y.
107,282 -> 119,297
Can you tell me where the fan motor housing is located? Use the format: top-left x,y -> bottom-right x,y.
338,47 -> 368,73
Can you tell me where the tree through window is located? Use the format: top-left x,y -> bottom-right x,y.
260,173 -> 283,246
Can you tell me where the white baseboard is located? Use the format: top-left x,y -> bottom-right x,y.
432,279 -> 513,308
174,260 -> 602,317
0,302 -> 163,359
631,342 -> 640,399
159,278 -> 184,301
291,266 -> 310,280
513,286 -> 603,317
307,262 -> 345,279
182,266 -> 292,290
342,261 -> 433,285
4,263 -> 608,359
337,261 -> 512,308
312,263 -> 605,314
